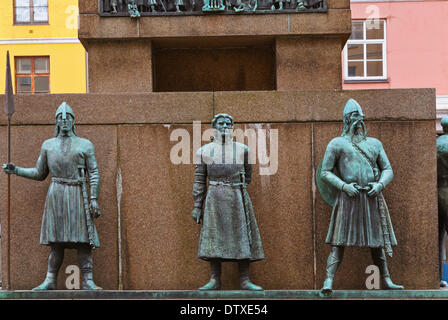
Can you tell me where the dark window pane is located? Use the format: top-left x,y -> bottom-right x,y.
366,20 -> 384,40
347,44 -> 364,60
367,61 -> 383,77
349,21 -> 363,40
366,44 -> 382,60
35,76 -> 49,92
35,58 -> 49,73
348,61 -> 364,77
17,77 -> 32,92
17,58 -> 32,74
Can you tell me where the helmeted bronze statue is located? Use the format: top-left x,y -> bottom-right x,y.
437,116 -> 448,287
317,99 -> 403,295
3,102 -> 102,291
192,113 -> 264,290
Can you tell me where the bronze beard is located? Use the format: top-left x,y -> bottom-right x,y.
341,114 -> 367,140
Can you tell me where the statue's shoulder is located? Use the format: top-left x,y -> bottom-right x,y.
327,136 -> 346,149
365,137 -> 384,149
234,141 -> 249,151
197,142 -> 214,155
73,137 -> 95,150
437,135 -> 448,152
41,138 -> 56,149
437,134 -> 448,145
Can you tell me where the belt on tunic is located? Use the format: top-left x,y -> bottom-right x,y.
209,180 -> 246,188
354,184 -> 371,191
52,177 -> 82,186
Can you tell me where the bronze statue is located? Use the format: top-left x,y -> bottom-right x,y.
192,114 -> 264,290
3,102 -> 102,291
270,0 -> 290,10
317,99 -> 403,295
437,116 -> 448,287
232,0 -> 257,12
202,0 -> 225,11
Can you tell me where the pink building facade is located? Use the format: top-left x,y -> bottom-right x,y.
342,0 -> 448,130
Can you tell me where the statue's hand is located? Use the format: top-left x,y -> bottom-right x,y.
367,182 -> 383,198
342,182 -> 359,197
90,199 -> 101,218
192,207 -> 202,224
2,163 -> 16,175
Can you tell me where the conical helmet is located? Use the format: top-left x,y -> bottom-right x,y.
343,99 -> 364,117
55,102 -> 75,119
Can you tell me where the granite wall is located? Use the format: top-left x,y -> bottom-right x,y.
0,89 -> 438,290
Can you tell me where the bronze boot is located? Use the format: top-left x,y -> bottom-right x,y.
371,248 -> 404,290
33,244 -> 63,291
32,272 -> 57,291
78,244 -> 102,290
199,260 -> 222,290
238,260 -> 263,291
321,277 -> 334,295
321,246 -> 344,295
82,272 -> 102,290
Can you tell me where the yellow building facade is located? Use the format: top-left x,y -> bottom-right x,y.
0,0 -> 86,94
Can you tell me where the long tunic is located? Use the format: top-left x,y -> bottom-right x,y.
320,136 -> 397,248
193,140 -> 264,261
16,135 -> 100,248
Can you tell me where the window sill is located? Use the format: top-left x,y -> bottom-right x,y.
13,22 -> 49,26
344,78 -> 389,84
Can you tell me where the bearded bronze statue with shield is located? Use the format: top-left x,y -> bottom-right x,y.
316,99 -> 404,295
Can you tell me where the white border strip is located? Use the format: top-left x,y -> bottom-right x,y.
0,38 -> 80,45
437,96 -> 448,110
434,96 -> 448,133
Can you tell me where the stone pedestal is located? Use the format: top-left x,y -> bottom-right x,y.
0,89 -> 438,290
78,2 -> 351,93
0,0 -> 438,292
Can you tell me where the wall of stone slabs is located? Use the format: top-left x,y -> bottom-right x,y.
0,89 -> 438,289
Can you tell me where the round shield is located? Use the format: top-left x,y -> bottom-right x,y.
316,160 -> 340,207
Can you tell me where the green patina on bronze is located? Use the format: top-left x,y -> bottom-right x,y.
127,0 -> 142,17
316,161 -> 339,207
436,116 -> 448,288
317,99 -> 403,296
3,102 -> 102,291
192,113 -> 264,291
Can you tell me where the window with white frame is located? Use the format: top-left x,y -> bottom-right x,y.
344,19 -> 387,81
14,0 -> 48,25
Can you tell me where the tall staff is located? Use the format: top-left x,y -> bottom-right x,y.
4,51 -> 15,290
